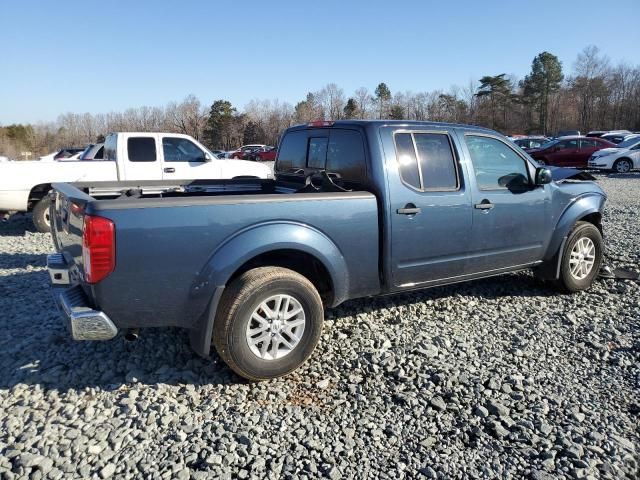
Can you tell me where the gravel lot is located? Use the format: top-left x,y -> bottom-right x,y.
1,174 -> 638,479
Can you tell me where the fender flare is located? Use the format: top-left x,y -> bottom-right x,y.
188,221 -> 349,357
538,193 -> 605,280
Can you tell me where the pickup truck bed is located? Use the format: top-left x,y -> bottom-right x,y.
51,178 -> 379,348
48,120 -> 607,381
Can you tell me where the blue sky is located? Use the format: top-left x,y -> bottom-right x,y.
1,0 -> 639,124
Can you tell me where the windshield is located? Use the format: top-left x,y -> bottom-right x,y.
617,135 -> 640,149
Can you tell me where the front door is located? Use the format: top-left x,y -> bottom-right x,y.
384,128 -> 473,288
460,133 -> 549,273
160,135 -> 221,180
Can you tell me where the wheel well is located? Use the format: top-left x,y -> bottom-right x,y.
614,157 -> 632,164
227,249 -> 334,305
578,212 -> 602,234
28,184 -> 52,211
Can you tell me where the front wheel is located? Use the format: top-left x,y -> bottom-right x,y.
212,267 -> 324,381
32,197 -> 51,233
613,159 -> 632,174
557,221 -> 603,292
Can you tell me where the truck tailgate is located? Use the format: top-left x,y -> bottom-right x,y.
50,182 -> 96,285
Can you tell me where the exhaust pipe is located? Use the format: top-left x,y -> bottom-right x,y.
124,329 -> 139,342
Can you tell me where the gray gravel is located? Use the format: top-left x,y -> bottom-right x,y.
1,174 -> 639,479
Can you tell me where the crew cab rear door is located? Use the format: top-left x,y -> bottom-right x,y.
381,127 -> 473,287
118,134 -> 164,180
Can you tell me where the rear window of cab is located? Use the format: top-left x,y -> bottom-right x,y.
276,129 -> 367,186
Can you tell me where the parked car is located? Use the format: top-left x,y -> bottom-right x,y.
79,143 -> 105,161
251,146 -> 277,161
555,130 -> 581,138
528,136 -> 615,167
588,134 -> 640,173
586,131 -> 608,138
210,150 -> 227,159
513,136 -> 549,151
0,132 -> 271,232
600,132 -> 634,144
48,120 -> 606,381
230,144 -> 267,159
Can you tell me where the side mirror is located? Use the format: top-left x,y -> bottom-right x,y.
204,153 -> 213,162
535,167 -> 553,185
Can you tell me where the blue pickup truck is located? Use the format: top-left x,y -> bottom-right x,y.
48,120 -> 606,380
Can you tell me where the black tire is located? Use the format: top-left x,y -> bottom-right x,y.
32,197 -> 52,233
556,221 -> 603,292
212,267 -> 324,381
613,158 -> 632,174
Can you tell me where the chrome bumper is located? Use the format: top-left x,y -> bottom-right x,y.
48,253 -> 118,341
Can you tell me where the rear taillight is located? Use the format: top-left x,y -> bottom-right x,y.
82,215 -> 115,284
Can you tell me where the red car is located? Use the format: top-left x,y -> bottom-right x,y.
253,146 -> 277,161
528,136 -> 616,168
230,144 -> 267,159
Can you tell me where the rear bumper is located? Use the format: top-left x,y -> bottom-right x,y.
48,253 -> 118,341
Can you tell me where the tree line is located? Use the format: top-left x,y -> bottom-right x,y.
1,45 -> 639,159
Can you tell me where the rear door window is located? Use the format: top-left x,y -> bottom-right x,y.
394,132 -> 458,191
557,139 -> 578,150
413,133 -> 458,190
127,137 -> 157,162
580,139 -> 598,148
394,133 -> 421,189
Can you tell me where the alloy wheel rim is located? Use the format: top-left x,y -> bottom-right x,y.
246,294 -> 306,360
569,237 -> 596,280
616,161 -> 630,173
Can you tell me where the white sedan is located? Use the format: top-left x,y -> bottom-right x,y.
588,135 -> 640,173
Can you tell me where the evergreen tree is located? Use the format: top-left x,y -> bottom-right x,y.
389,105 -> 405,120
522,52 -> 564,135
374,83 -> 391,119
204,100 -> 236,149
343,98 -> 358,119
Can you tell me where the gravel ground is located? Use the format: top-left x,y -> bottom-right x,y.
0,174 -> 638,479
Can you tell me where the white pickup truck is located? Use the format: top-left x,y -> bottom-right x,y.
0,132 -> 272,231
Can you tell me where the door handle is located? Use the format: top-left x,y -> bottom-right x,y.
164,167 -> 175,173
474,200 -> 494,210
397,204 -> 421,215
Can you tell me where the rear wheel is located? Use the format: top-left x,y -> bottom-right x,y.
556,221 -> 603,292
32,197 -> 51,233
613,158 -> 632,174
212,267 -> 324,381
